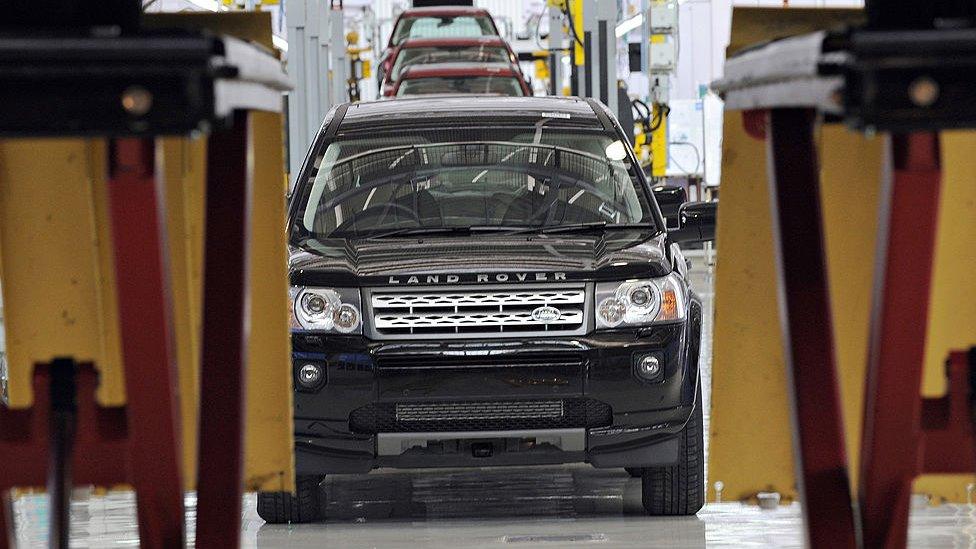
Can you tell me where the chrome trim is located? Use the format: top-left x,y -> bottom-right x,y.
376,428 -> 586,455
364,283 -> 592,340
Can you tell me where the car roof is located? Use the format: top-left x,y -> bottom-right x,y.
398,62 -> 520,78
336,96 -> 605,135
398,6 -> 491,17
395,36 -> 509,49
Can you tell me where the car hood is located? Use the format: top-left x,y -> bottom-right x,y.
289,230 -> 672,287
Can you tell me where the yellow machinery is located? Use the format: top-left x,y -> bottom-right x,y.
0,11 -> 293,497
709,7 -> 976,504
345,29 -> 372,103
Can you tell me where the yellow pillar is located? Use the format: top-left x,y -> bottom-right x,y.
161,136 -> 207,489
0,139 -> 125,408
244,111 -> 294,492
708,112 -> 796,502
651,102 -> 668,178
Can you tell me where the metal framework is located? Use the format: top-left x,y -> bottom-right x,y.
285,0 -> 347,187
765,108 -> 858,549
584,0 -> 619,118
714,1 -> 976,547
0,4 -> 289,547
106,138 -> 187,547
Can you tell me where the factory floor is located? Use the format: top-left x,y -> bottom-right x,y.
8,467 -> 976,547
12,251 -> 966,547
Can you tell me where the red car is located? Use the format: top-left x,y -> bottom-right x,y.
377,6 -> 500,90
380,36 -> 521,97
392,62 -> 532,97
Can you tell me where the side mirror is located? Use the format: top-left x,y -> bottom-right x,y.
651,185 -> 687,229
672,201 -> 717,244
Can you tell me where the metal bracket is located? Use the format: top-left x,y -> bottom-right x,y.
920,350 -> 976,474
0,32 -> 289,137
714,25 -> 976,131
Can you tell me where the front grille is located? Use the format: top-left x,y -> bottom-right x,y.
367,285 -> 589,339
350,398 -> 612,433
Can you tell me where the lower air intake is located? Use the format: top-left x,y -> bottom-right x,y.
350,398 -> 612,434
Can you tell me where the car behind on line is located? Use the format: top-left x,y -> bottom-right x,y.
380,36 -> 522,97
392,62 -> 531,97
377,6 -> 500,91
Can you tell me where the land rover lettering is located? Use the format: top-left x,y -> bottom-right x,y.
387,272 -> 568,284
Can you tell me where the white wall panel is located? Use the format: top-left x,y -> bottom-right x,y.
732,0 -> 862,5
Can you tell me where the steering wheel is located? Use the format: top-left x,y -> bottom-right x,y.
504,187 -> 560,226
334,202 -> 420,233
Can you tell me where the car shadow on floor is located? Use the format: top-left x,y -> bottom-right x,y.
251,466 -> 707,548
321,465 -> 651,521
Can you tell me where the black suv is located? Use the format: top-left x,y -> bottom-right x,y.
259,96 -> 716,523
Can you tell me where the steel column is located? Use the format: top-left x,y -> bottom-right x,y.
195,111 -> 252,549
47,359 -> 78,549
765,108 -> 858,549
107,138 -> 186,549
859,133 -> 942,549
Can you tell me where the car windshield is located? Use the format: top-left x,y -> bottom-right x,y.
391,15 -> 497,46
391,46 -> 512,81
292,127 -> 655,240
397,76 -> 524,96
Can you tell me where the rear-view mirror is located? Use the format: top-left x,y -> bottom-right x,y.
651,185 -> 687,229
672,201 -> 717,244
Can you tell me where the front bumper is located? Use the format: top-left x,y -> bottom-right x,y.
292,301 -> 702,474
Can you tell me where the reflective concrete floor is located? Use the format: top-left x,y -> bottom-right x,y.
10,465 -> 976,547
11,255 -> 973,547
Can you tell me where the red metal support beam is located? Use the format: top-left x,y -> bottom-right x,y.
1,490 -> 12,549
765,108 -> 859,549
195,111 -> 252,549
858,132 -> 942,549
107,138 -> 186,549
0,362 -> 128,546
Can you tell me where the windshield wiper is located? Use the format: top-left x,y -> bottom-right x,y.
363,225 -> 525,240
503,221 -> 656,236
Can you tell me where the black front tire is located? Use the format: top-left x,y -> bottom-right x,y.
257,475 -> 323,524
640,391 -> 705,516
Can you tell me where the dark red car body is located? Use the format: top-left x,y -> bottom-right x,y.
391,62 -> 532,97
380,36 -> 521,97
377,6 -> 500,90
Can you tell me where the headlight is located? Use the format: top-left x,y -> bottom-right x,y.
290,286 -> 362,333
595,273 -> 687,328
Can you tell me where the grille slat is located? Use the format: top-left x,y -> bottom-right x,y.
350,398 -> 612,433
374,310 -> 585,328
368,285 -> 588,339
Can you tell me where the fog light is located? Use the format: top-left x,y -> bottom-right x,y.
297,363 -> 324,390
636,355 -> 661,380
